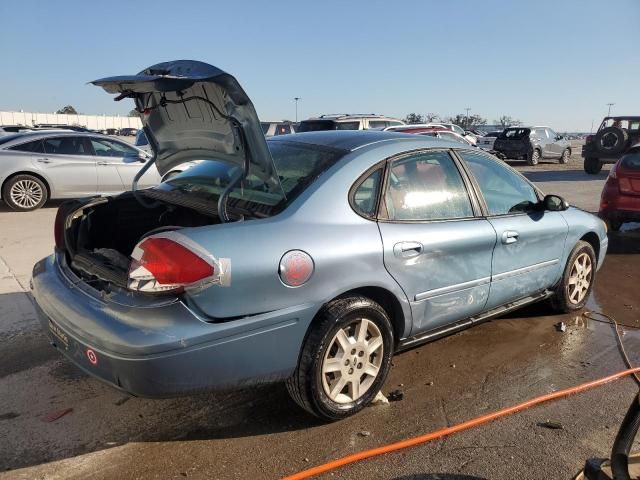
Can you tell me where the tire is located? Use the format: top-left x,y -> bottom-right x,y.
2,174 -> 48,211
286,295 -> 394,421
584,157 -> 603,174
550,240 -> 597,313
595,126 -> 628,156
607,219 -> 622,232
559,148 -> 570,164
527,148 -> 540,166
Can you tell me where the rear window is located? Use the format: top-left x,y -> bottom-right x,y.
157,141 -> 347,212
297,120 -> 335,132
499,128 -> 530,139
621,151 -> 640,170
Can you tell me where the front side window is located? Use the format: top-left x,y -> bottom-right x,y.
460,151 -> 538,216
9,140 -> 44,153
91,138 -> 138,157
352,169 -> 382,217
384,150 -> 473,221
43,137 -> 90,155
546,129 -> 558,139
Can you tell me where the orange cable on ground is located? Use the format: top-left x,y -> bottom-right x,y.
282,367 -> 640,480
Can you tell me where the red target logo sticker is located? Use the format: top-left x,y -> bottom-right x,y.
86,348 -> 98,365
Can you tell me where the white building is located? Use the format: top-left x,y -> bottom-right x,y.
0,111 -> 142,130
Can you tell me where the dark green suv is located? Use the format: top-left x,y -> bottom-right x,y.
582,116 -> 640,174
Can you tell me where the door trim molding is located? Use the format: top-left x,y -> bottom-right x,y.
415,276 -> 491,301
491,259 -> 559,282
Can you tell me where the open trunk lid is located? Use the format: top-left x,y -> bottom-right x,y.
91,60 -> 283,196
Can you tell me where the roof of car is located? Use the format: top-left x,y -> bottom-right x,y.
268,130 -> 458,151
0,130 -> 132,148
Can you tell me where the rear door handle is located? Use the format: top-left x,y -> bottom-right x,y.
394,241 -> 424,258
502,230 -> 519,244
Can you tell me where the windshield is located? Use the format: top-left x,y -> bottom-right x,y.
155,141 -> 347,214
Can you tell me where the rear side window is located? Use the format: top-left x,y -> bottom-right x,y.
352,169 -> 382,218
384,150 -> 473,221
367,120 -> 387,129
9,140 -> 44,153
335,121 -> 360,130
43,137 -> 91,155
621,151 -> 640,170
500,128 -> 530,139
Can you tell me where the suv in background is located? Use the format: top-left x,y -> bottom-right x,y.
297,114 -> 404,132
582,116 -> 640,174
492,126 -> 572,165
260,121 -> 295,137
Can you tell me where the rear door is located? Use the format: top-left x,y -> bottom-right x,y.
457,150 -> 568,309
377,149 -> 497,335
545,128 -> 563,157
90,137 -> 159,193
41,136 -> 98,197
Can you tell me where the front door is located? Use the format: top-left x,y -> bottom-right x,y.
458,150 -> 569,310
378,150 -> 497,335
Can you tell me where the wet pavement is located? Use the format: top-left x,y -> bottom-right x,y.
1,158 -> 639,480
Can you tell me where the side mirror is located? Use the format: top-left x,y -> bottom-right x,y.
543,194 -> 569,211
556,135 -> 563,140
137,152 -> 148,163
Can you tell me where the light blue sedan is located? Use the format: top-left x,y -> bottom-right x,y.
32,61 -> 608,420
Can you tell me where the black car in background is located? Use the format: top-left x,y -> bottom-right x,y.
492,126 -> 572,166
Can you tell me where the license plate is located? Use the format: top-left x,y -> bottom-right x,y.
49,318 -> 70,350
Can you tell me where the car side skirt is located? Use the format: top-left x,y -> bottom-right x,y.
396,289 -> 553,352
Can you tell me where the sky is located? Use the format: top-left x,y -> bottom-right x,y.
1,0 -> 638,132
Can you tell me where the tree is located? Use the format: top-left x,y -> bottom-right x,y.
56,105 -> 78,115
403,113 -> 425,124
495,115 -> 521,127
446,113 -> 487,129
424,113 -> 440,122
128,109 -> 142,118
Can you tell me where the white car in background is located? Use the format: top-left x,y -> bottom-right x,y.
476,131 -> 503,151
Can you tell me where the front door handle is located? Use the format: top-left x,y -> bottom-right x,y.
35,158 -> 50,164
97,160 -> 109,166
394,241 -> 424,258
502,230 -> 519,244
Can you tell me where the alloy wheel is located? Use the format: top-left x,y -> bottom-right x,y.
9,179 -> 43,209
567,252 -> 592,304
321,318 -> 383,404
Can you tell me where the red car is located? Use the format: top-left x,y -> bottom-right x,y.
599,143 -> 640,231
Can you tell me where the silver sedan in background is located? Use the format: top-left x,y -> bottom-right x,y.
0,131 -> 176,211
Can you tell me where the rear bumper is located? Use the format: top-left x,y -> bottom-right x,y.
32,254 -> 317,397
581,145 -> 619,164
599,184 -> 640,222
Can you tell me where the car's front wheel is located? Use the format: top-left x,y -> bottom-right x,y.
551,240 -> 596,313
2,174 -> 48,211
286,295 -> 394,420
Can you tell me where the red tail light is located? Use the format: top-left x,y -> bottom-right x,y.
54,206 -> 66,249
128,236 -> 215,294
619,177 -> 634,194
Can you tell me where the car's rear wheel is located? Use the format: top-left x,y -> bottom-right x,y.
2,174 -> 48,211
584,157 -> 603,174
527,148 -> 540,166
286,295 -> 394,420
560,148 -> 570,164
550,240 -> 596,313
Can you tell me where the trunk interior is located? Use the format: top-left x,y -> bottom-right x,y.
64,193 -> 219,289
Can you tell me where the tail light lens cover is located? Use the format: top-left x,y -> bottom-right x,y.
128,232 -> 230,294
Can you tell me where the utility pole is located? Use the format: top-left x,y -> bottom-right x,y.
607,103 -> 614,116
464,107 -> 471,129
294,97 -> 301,122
